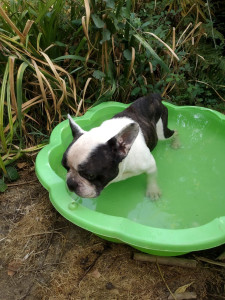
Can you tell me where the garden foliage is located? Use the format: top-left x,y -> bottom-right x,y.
0,0 -> 224,182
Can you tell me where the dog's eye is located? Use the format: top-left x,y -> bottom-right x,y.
79,171 -> 96,181
87,174 -> 95,180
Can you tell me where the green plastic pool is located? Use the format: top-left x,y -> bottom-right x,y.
35,102 -> 225,256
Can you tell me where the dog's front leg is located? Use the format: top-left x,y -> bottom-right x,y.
146,171 -> 161,200
140,150 -> 161,200
171,130 -> 180,149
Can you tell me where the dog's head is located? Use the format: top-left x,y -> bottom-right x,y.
62,115 -> 139,198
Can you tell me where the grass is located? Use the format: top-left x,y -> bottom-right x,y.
0,0 -> 224,180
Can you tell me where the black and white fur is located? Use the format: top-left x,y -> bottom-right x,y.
62,94 -> 178,199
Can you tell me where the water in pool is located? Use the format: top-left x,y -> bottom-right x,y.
69,109 -> 225,229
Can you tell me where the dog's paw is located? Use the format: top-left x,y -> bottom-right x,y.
171,131 -> 180,149
171,139 -> 180,149
146,185 -> 161,201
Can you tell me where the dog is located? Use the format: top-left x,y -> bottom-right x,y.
62,93 -> 178,199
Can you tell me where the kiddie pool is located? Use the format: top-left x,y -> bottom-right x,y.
35,102 -> 225,256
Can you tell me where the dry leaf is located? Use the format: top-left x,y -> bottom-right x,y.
7,260 -> 22,276
7,270 -> 16,277
17,162 -> 27,169
90,269 -> 101,279
175,282 -> 194,294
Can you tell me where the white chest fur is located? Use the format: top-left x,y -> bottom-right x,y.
68,117 -> 157,181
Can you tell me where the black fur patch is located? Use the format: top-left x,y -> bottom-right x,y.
113,93 -> 174,151
77,143 -> 121,195
61,141 -> 74,171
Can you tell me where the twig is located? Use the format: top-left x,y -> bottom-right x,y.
216,250 -> 225,261
195,256 -> 225,267
22,262 -> 66,272
20,230 -> 62,238
20,227 -> 67,238
7,179 -> 38,187
207,294 -> 225,300
133,253 -> 198,268
78,250 -> 103,286
168,292 -> 197,300
156,262 -> 176,300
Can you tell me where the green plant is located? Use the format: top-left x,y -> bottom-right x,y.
0,1 -> 83,174
0,0 -> 224,177
0,165 -> 19,192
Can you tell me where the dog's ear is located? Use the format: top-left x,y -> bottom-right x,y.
67,114 -> 85,139
107,122 -> 139,161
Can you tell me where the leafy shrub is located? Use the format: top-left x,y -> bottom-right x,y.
0,0 -> 224,175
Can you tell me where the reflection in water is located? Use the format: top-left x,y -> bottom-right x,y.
77,196 -> 97,210
127,197 -> 182,229
58,110 -> 225,230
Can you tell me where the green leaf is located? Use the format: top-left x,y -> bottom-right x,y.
37,32 -> 42,51
166,77 -> 174,82
121,7 -> 130,19
104,0 -> 115,9
94,80 -> 116,105
100,28 -> 111,44
6,166 -> 19,181
53,55 -> 96,65
53,55 -> 86,62
93,70 -> 106,80
0,179 -> 7,193
123,49 -> 132,60
55,41 -> 67,47
131,87 -> 141,96
0,154 -> 7,175
92,14 -> 105,29
35,0 -> 57,23
134,34 -> 169,72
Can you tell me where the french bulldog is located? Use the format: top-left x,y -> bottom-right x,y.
62,93 -> 178,199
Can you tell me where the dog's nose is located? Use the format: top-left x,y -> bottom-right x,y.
67,177 -> 78,191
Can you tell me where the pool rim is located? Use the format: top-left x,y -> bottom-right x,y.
35,101 -> 225,255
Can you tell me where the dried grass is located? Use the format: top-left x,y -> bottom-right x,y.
0,171 -> 224,300
1,197 -> 55,270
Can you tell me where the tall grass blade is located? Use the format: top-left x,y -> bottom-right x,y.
0,5 -> 25,42
32,59 -> 49,109
9,56 -> 17,114
37,32 -> 42,51
76,77 -> 92,117
22,19 -> 34,37
6,81 -> 14,145
144,32 -> 179,61
35,0 -> 57,24
125,0 -> 132,41
126,47 -> 135,81
134,34 -> 169,72
16,62 -> 29,148
53,55 -> 89,63
0,62 -> 9,152
0,154 -> 7,174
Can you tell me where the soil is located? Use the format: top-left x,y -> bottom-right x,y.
0,166 -> 225,300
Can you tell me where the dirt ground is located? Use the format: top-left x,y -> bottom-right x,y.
1,166 -> 225,300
